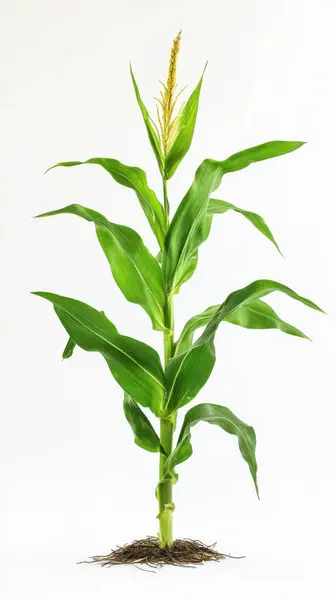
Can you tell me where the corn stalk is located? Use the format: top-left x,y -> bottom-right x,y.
33,32 -> 323,549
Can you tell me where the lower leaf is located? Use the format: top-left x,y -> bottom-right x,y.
123,394 -> 164,453
165,279 -> 323,413
164,402 -> 259,497
33,292 -> 165,416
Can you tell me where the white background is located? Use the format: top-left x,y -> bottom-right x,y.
1,0 -> 335,598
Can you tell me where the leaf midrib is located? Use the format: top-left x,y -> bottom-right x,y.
105,225 -> 165,326
57,303 -> 165,391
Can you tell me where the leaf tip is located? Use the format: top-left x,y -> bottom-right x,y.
274,242 -> 284,258
44,163 -> 60,174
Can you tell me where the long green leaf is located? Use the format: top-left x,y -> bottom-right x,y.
165,69 -> 205,179
45,157 -> 166,249
175,298 -> 309,355
165,279 -> 322,414
130,65 -> 165,176
123,394 -> 164,453
32,292 -> 165,416
208,198 -> 281,254
164,403 -> 258,496
36,204 -> 166,331
163,141 -> 305,294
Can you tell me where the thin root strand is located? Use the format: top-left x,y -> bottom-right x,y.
78,536 -> 245,569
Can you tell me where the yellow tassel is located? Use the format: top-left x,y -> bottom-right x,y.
156,31 -> 184,155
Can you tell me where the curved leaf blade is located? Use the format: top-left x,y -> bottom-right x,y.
208,198 -> 281,254
130,65 -> 164,176
36,204 -> 166,331
165,279 -> 322,413
123,394 -> 164,453
45,157 -> 166,249
175,298 -> 309,355
163,141 -> 305,293
32,292 -> 165,416
62,336 -> 76,359
164,403 -> 258,496
225,299 -> 310,338
165,69 -> 205,179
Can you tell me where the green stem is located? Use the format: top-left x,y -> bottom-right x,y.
163,178 -> 170,229
158,178 -> 175,548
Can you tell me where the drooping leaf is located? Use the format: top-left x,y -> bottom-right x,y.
130,65 -> 165,176
208,198 -> 281,254
163,141 -> 305,294
164,279 -> 322,414
36,204 -> 166,331
45,157 -> 166,249
123,393 -> 164,453
62,336 -> 76,359
165,69 -> 205,180
164,403 -> 258,496
175,298 -> 309,355
32,292 -> 165,416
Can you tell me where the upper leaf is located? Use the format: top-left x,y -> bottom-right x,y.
175,298 -> 309,355
164,403 -> 258,496
36,204 -> 166,331
164,279 -> 322,414
123,393 -> 164,453
163,141 -> 305,294
45,157 -> 166,249
208,198 -> 281,254
164,70 -> 205,180
32,292 -> 165,416
130,65 -> 165,177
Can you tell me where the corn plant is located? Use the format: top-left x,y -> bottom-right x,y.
33,32 -> 323,549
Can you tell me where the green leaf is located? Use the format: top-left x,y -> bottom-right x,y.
165,69 -> 205,179
123,393 -> 164,453
164,403 -> 258,497
163,141 -> 305,294
36,204 -> 166,331
61,310 -> 106,360
32,292 -> 165,416
130,64 -> 165,177
165,279 -> 322,414
62,336 -> 76,359
208,198 -> 281,254
45,157 -> 166,249
175,298 -> 309,355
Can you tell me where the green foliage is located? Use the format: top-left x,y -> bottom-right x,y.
208,198 -> 281,254
32,292 -> 165,416
123,393 -> 164,453
175,299 -> 310,356
130,65 -> 165,177
164,70 -> 205,179
46,158 -> 166,249
164,279 -> 321,414
162,141 -> 305,295
33,36 -> 322,547
164,403 -> 258,497
36,205 -> 166,331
